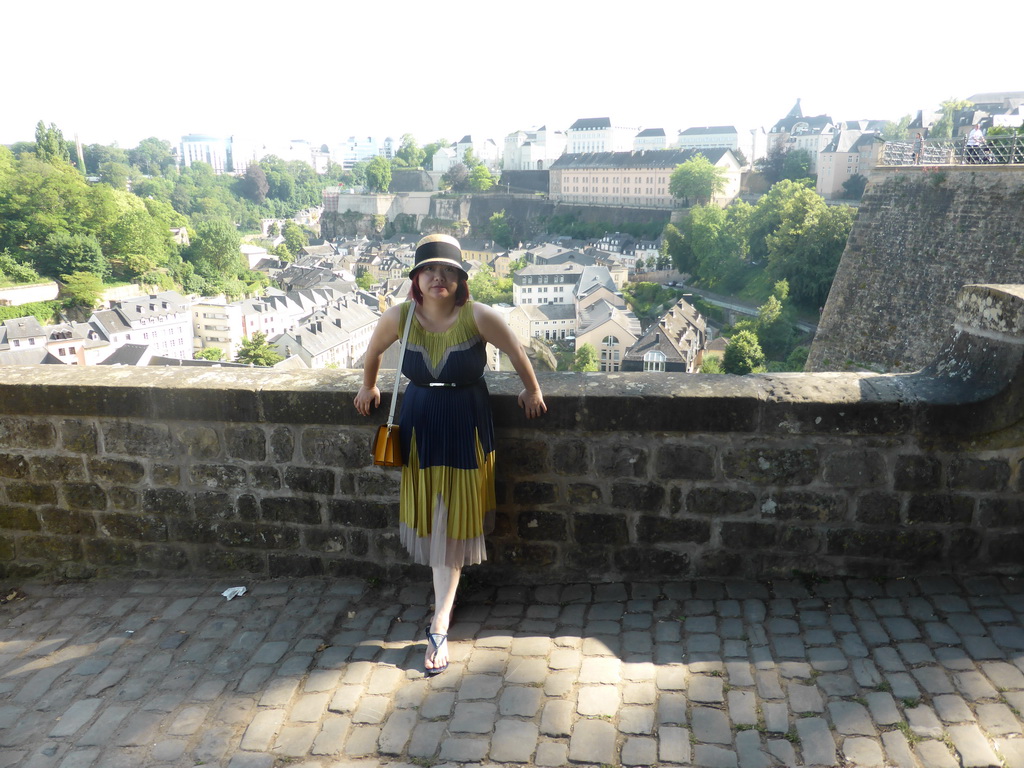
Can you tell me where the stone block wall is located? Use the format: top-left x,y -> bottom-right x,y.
809,167 -> 1024,373
2,284 -> 1024,585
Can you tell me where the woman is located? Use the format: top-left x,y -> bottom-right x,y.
354,234 -> 546,676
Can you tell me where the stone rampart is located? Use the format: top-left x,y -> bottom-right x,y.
3,285 -> 1023,584
0,281 -> 60,306
808,166 -> 1024,373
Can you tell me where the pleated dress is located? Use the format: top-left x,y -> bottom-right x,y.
397,300 -> 496,568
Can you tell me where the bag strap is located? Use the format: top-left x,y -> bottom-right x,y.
386,301 -> 416,428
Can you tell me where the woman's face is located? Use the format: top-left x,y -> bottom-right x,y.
416,263 -> 462,300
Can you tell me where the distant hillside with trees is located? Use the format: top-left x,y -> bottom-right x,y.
0,120 -> 364,318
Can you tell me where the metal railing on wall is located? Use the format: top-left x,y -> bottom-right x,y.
882,134 -> 1024,166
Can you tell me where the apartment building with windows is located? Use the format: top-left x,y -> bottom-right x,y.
566,118 -> 637,153
676,126 -> 740,151
622,297 -> 707,373
92,291 -> 193,360
512,263 -> 584,307
549,148 -> 742,208
503,126 -> 567,170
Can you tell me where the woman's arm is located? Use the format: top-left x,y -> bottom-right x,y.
354,304 -> 403,416
473,303 -> 547,419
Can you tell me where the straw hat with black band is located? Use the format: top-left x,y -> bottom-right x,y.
410,234 -> 469,279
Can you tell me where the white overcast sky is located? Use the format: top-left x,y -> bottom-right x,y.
4,1 -> 1022,151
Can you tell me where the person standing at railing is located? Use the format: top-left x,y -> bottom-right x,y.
966,124 -> 986,164
354,234 -> 547,677
913,133 -> 924,164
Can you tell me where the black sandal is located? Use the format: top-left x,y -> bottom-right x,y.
424,629 -> 449,677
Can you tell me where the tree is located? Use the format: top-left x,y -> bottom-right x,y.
881,115 -> 912,141
468,164 -> 495,192
365,156 -> 392,193
757,143 -> 787,185
754,280 -> 795,360
700,356 -> 724,374
669,155 -> 727,206
758,145 -> 813,185
35,232 -> 108,279
931,98 -> 974,139
468,265 -> 512,305
489,211 -> 514,248
0,153 -> 98,252
842,174 -> 868,200
677,202 -> 750,288
186,220 -> 242,279
663,223 -> 693,274
396,134 -> 426,168
195,348 -> 224,361
441,163 -> 469,191
235,331 -> 283,367
105,207 -> 169,280
282,220 -> 308,256
99,161 -> 134,190
573,343 -> 599,372
422,139 -> 449,170
782,149 -> 813,182
764,195 -> 855,308
34,121 -> 70,164
60,271 -> 105,309
241,164 -> 269,204
356,271 -> 375,290
128,137 -> 176,176
722,330 -> 766,374
0,250 -> 42,284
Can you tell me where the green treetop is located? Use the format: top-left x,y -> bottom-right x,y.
669,155 -> 727,206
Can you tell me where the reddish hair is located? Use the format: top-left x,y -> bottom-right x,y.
408,267 -> 470,306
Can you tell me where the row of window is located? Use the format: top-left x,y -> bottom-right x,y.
567,175 -> 661,184
520,275 -> 569,285
569,187 -> 666,195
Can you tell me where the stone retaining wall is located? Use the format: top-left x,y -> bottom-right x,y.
809,166 -> 1024,373
2,284 -> 1023,584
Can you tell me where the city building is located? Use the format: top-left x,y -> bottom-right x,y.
768,99 -> 835,173
271,296 -> 379,369
511,302 -> 577,341
817,131 -> 886,200
512,263 -> 585,306
633,129 -> 668,152
91,291 -> 193,360
622,297 -> 707,373
179,134 -> 232,173
503,126 -> 567,170
549,148 -> 742,208
565,118 -> 638,153
676,126 -> 740,151
575,299 -> 641,372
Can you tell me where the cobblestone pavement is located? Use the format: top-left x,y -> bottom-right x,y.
1,575 -> 1023,768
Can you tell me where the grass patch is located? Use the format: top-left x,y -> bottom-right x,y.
895,721 -> 920,746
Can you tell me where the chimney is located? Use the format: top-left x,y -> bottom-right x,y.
316,321 -> 323,333
295,335 -> 302,346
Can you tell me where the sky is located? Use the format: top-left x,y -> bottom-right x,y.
4,1 -> 1022,153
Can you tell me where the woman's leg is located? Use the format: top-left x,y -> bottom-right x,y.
426,565 -> 460,671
